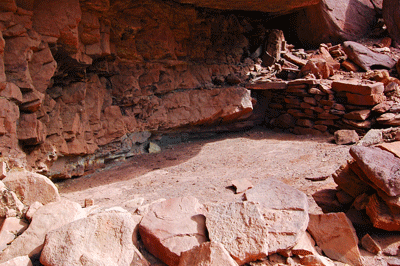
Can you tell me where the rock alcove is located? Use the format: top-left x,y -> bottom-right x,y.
2,0 -> 400,265
0,0 -> 391,177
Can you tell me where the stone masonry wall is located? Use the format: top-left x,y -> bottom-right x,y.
249,77 -> 399,136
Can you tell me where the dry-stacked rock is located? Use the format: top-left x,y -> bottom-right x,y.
333,144 -> 400,231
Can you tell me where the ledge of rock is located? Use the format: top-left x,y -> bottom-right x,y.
172,0 -> 320,13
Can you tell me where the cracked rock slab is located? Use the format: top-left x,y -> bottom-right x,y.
138,196 -> 207,266
205,201 -> 269,265
244,179 -> 309,254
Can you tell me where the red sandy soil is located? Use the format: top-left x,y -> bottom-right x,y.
57,127 -> 351,212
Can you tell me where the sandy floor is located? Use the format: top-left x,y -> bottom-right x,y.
57,128 -> 352,212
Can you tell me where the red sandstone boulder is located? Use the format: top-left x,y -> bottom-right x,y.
296,0 -> 381,47
332,80 -> 385,95
334,129 -> 359,145
342,41 -> 397,71
364,231 -> 400,256
307,212 -> 363,266
40,212 -> 149,266
0,217 -> 28,252
291,231 -> 318,256
204,201 -> 269,265
2,170 -> 60,206
138,197 -> 207,266
350,146 -> 400,197
301,59 -> 334,79
0,200 -> 86,263
25,202 -> 43,222
366,193 -> 400,231
332,161 -> 372,198
344,110 -> 371,121
377,141 -> 400,158
332,80 -> 386,106
178,242 -> 239,266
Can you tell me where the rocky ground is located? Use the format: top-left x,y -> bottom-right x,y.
54,127 -> 353,265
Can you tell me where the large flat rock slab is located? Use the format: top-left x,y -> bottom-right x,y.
307,212 -> 363,266
350,146 -> 400,197
205,201 -> 269,265
138,196 -> 207,266
244,179 -> 309,253
343,41 -> 396,71
377,141 -> 400,158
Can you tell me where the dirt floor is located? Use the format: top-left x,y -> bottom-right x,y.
57,127 -> 352,213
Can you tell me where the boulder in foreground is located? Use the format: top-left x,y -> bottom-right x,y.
350,146 -> 400,197
138,197 -> 207,266
307,212 -> 363,266
0,200 -> 86,263
40,212 -> 148,266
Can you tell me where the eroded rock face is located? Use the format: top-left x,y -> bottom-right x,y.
0,0 -> 389,178
296,0 -> 381,47
0,0 -> 262,177
383,0 -> 400,47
